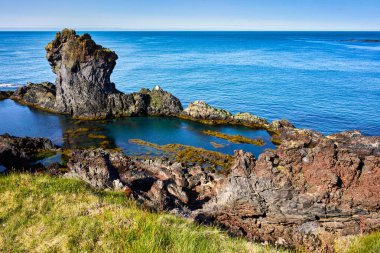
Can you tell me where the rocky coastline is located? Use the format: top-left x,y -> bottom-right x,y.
1,29 -> 379,251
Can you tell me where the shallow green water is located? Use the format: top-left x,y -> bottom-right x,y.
0,99 -> 275,158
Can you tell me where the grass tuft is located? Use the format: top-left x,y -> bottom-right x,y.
335,231 -> 380,253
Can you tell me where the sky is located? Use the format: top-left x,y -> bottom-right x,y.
0,0 -> 379,31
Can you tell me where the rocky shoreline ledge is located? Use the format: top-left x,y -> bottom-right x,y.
1,29 -> 379,251
0,132 -> 379,251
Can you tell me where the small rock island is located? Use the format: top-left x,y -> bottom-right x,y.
10,29 -> 183,119
1,29 -> 379,252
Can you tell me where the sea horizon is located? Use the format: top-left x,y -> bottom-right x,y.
1,31 -> 379,136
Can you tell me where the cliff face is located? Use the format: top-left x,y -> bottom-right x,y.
46,29 -> 118,118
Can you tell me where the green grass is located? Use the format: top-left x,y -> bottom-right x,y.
335,231 -> 380,253
0,173 -> 288,253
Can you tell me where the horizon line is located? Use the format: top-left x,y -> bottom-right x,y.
0,29 -> 380,32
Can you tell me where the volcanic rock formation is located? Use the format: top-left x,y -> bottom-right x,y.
10,29 -> 183,119
60,127 -> 380,251
45,29 -> 119,118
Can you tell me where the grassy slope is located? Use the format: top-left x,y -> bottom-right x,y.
0,174 -> 287,253
335,231 -> 380,253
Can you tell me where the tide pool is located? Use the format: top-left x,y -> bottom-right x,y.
0,99 -> 275,157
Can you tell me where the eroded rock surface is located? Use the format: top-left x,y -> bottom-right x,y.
0,91 -> 13,100
11,82 -> 56,110
201,130 -> 380,251
0,134 -> 57,169
183,100 -> 233,121
65,149 -> 224,213
182,100 -> 268,127
66,149 -> 128,189
46,29 -> 118,118
62,128 -> 380,251
4,126 -> 379,251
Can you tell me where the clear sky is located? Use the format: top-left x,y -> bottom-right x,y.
0,0 -> 379,31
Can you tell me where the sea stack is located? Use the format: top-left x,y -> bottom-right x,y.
46,29 -> 118,118
10,29 -> 182,119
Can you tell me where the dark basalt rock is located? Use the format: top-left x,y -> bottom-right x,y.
139,86 -> 183,116
11,82 -> 56,111
0,134 -> 57,169
65,149 -> 224,212
0,91 -> 13,100
66,149 -> 128,189
46,29 -> 118,118
11,29 -> 183,119
107,86 -> 183,117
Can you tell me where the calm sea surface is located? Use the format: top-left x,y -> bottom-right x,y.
0,31 -> 380,136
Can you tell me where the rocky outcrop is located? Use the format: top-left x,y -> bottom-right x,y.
108,86 -> 183,117
11,82 -> 56,111
233,112 -> 268,126
139,87 -> 183,116
65,148 -> 224,212
11,29 -> 183,119
183,101 -> 233,121
66,149 -> 128,189
181,101 -> 271,129
5,127 -> 379,251
0,134 -> 57,169
0,91 -> 13,100
46,29 -> 118,118
201,130 -> 380,251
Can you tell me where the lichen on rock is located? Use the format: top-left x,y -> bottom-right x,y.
11,82 -> 56,111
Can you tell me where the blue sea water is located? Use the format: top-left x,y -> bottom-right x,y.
0,31 -> 380,135
0,99 -> 275,158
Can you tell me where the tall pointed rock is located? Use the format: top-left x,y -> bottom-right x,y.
46,29 -> 118,118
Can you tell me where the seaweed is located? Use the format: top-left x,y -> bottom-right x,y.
129,139 -> 233,170
202,130 -> 264,146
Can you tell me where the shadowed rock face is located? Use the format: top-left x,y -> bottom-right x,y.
0,91 -> 13,100
0,134 -> 57,169
46,29 -> 118,118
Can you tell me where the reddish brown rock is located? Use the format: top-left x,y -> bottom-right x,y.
201,130 -> 380,251
59,127 -> 380,251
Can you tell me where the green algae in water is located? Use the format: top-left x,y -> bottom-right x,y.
0,100 -> 276,158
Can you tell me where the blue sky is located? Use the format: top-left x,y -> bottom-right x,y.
0,0 -> 379,31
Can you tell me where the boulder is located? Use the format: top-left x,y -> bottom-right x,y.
233,112 -> 268,126
139,87 -> 183,116
66,149 -> 129,189
0,134 -> 57,169
183,101 -> 233,121
11,82 -> 56,111
0,91 -> 13,100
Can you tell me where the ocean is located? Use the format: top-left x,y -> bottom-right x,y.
0,31 -> 379,135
